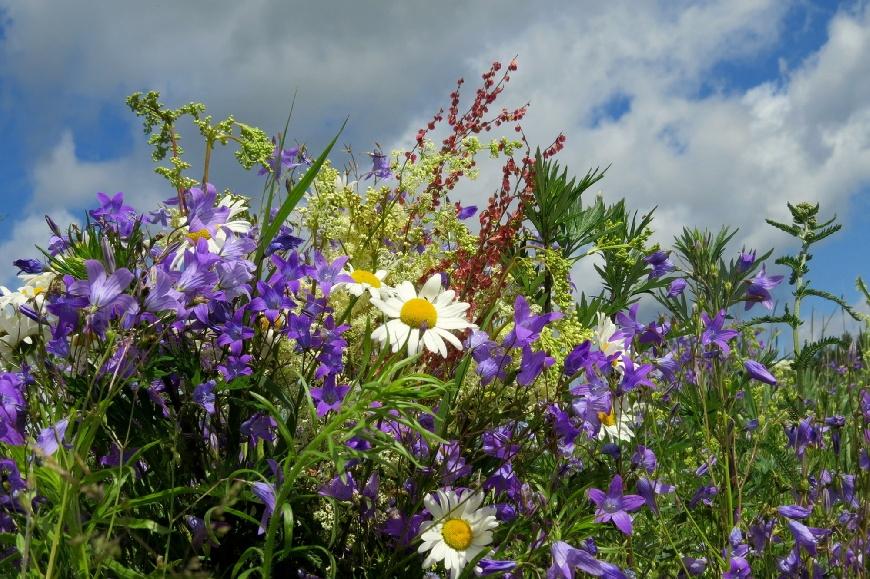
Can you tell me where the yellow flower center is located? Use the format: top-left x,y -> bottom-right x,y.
187,229 -> 212,242
442,518 -> 473,551
400,298 -> 437,329
350,269 -> 381,288
598,409 -> 616,427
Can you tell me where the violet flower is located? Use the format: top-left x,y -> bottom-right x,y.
252,481 -> 277,535
68,260 -> 138,318
587,474 -> 645,535
700,309 -> 738,358
517,345 -> 555,386
636,477 -> 675,515
737,250 -> 756,272
258,137 -> 302,179
362,148 -> 392,180
0,373 -> 26,446
193,380 -> 217,415
318,472 -> 357,502
744,360 -> 777,385
457,204 -> 477,220
35,418 -> 70,456
503,295 -> 563,349
643,250 -> 675,279
475,559 -> 517,577
666,277 -> 687,297
184,184 -> 230,238
744,264 -> 783,311
547,540 -> 603,578
12,259 -> 45,275
308,374 -> 351,417
722,556 -> 750,579
311,252 -> 354,297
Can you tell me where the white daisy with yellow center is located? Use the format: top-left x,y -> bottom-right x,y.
596,312 -> 629,373
598,396 -> 638,442
418,489 -> 498,579
369,274 -> 476,357
334,265 -> 392,300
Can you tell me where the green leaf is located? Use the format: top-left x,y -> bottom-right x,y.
255,120 -> 347,265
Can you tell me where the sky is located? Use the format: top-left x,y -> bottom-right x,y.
0,0 -> 868,348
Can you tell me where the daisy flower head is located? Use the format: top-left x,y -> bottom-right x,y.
370,274 -> 476,357
334,265 -> 393,300
418,489 -> 498,579
598,396 -> 638,442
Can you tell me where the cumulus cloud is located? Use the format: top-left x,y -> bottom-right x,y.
27,131 -> 167,215
0,0 -> 867,344
0,211 -> 76,290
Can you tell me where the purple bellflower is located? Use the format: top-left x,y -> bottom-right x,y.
744,264 -> 783,311
503,295 -> 563,348
309,374 -> 352,417
184,184 -> 230,239
643,250 -> 675,279
700,310 -> 738,358
252,481 -> 277,535
35,418 -> 71,456
666,277 -> 687,297
737,250 -> 756,272
587,474 -> 645,535
362,148 -> 392,180
258,137 -> 302,180
12,259 -> 45,275
311,252 -> 354,297
0,373 -> 26,446
744,360 -> 777,385
193,380 -> 217,415
457,204 -> 477,220
68,259 -> 138,318
547,540 -> 603,578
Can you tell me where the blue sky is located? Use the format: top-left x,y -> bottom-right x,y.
0,0 -> 868,345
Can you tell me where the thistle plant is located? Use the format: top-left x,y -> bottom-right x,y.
763,201 -> 863,392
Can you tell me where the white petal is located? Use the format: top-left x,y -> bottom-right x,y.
418,275 -> 443,301
396,281 -> 418,302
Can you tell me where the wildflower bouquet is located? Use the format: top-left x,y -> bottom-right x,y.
0,60 -> 868,579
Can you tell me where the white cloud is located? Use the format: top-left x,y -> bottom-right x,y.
27,131 -> 167,215
0,211 -> 76,290
0,0 -> 868,339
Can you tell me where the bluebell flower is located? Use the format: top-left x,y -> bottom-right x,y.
252,481 -> 277,535
193,380 -> 217,415
643,250 -> 675,279
308,374 -> 351,417
12,259 -> 45,275
587,475 -> 645,535
666,277 -> 686,297
700,310 -> 738,357
743,359 -> 777,385
744,264 -> 783,311
362,148 -> 392,180
737,250 -> 756,272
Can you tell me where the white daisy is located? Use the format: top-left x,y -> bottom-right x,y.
334,265 -> 392,300
598,396 -> 638,442
369,274 -> 476,357
595,312 -> 629,373
418,489 -> 498,579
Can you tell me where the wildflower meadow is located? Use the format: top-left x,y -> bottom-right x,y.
1,60 -> 869,578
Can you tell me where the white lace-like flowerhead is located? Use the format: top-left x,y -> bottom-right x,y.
418,489 -> 498,579
369,274 -> 476,357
